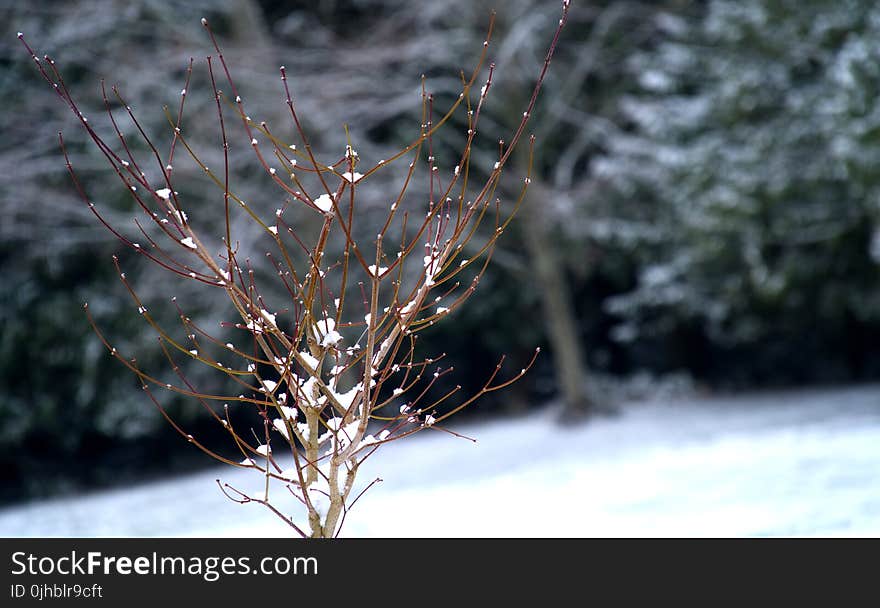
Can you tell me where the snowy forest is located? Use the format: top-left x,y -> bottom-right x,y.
2,0 -> 880,528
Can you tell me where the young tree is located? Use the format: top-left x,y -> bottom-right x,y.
19,2 -> 570,536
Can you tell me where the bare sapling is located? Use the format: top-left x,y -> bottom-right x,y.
18,1 -> 570,537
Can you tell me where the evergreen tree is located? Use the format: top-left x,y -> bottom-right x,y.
598,0 -> 880,383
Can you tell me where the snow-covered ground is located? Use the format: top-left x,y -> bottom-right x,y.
2,384 -> 879,537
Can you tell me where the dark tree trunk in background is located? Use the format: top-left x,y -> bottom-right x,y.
229,0 -> 273,49
518,176 -> 597,420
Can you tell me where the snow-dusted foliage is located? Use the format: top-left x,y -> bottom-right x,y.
598,0 -> 880,351
19,3 -> 569,536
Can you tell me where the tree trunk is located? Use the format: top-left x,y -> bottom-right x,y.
518,176 -> 597,420
228,0 -> 274,52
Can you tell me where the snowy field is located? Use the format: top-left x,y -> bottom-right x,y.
2,384 -> 879,537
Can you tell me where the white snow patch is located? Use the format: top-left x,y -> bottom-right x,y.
5,386 -> 880,538
260,309 -> 277,328
320,330 -> 343,348
312,318 -> 341,348
314,194 -> 334,213
399,300 -> 417,315
333,384 -> 361,411
298,350 -> 319,372
272,418 -> 290,440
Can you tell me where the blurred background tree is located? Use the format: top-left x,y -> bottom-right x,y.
3,0 -> 880,503
597,0 -> 880,386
